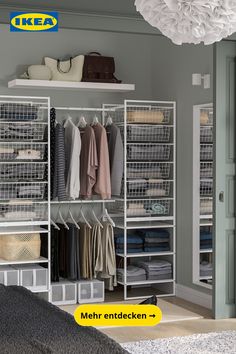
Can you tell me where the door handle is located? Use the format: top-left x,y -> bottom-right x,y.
219,191 -> 224,202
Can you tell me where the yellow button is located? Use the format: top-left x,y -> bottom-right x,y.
74,304 -> 162,327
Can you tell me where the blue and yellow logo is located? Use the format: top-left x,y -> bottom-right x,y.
10,12 -> 58,32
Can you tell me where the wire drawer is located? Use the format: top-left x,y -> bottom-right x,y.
127,144 -> 172,161
200,198 -> 213,215
0,122 -> 47,141
127,162 -> 172,179
200,126 -> 213,143
200,144 -> 213,161
0,162 -> 46,181
126,180 -> 171,198
0,201 -> 48,222
127,125 -> 171,142
200,180 -> 213,197
200,162 -> 213,179
0,265 -> 19,286
0,103 -> 44,121
0,142 -> 46,161
127,108 -> 172,124
0,182 -> 46,200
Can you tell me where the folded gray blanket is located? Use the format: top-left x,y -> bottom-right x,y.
0,285 -> 128,354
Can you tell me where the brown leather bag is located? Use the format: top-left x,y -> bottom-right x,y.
82,52 -> 121,83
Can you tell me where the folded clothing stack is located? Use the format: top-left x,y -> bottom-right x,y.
136,259 -> 172,280
200,231 -> 212,250
0,103 -> 38,121
127,202 -> 147,216
200,261 -> 212,277
138,228 -> 170,252
117,265 -> 146,283
115,234 -> 143,254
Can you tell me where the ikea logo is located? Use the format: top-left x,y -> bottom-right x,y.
10,12 -> 58,32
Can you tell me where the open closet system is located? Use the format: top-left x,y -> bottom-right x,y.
193,103 -> 213,289
0,95 -> 176,304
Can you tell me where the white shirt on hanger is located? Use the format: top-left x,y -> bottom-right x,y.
64,116 -> 81,200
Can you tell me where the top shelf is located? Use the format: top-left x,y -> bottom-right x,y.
8,79 -> 135,93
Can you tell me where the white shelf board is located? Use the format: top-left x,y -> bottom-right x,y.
118,279 -> 174,286
0,256 -> 48,266
200,215 -> 213,220
8,79 -> 135,93
200,249 -> 213,253
200,221 -> 213,226
0,226 -> 48,235
116,251 -> 174,258
0,221 -> 49,227
199,275 -> 212,280
115,221 -> 174,229
51,199 -> 116,204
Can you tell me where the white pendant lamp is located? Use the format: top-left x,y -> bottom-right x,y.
135,0 -> 236,45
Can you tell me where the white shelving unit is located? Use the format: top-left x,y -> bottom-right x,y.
193,103 -> 213,290
8,79 -> 135,93
0,95 -> 51,297
106,100 -> 176,300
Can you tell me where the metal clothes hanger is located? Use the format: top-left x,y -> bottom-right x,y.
57,204 -> 69,230
103,208 -> 115,227
105,115 -> 113,127
77,115 -> 87,128
78,205 -> 92,229
91,209 -> 103,228
68,205 -> 80,230
91,114 -> 99,126
50,217 -> 60,230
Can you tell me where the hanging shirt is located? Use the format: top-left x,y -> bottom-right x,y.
80,125 -> 98,199
53,123 -> 67,201
106,124 -> 124,196
64,118 -> 81,200
93,123 -> 111,199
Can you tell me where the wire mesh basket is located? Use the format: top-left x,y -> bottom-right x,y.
126,199 -> 172,217
125,180 -> 171,198
200,144 -> 213,161
200,198 -> 213,215
0,233 -> 41,261
0,102 -> 44,121
200,162 -> 213,179
0,122 -> 47,141
127,107 -> 172,124
0,201 -> 48,222
0,182 -> 47,200
200,126 -> 213,143
0,142 -> 46,161
200,108 -> 213,126
127,162 -> 172,179
126,125 -> 171,142
200,180 -> 213,197
0,162 -> 46,181
127,144 -> 172,161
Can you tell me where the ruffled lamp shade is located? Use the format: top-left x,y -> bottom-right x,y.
135,0 -> 236,44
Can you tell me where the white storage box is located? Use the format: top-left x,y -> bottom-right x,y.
51,280 -> 77,305
0,265 -> 19,286
13,264 -> 48,291
77,279 -> 104,304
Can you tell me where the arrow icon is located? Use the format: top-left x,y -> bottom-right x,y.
149,314 -> 156,318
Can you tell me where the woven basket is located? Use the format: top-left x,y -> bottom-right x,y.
0,233 -> 41,261
127,110 -> 164,124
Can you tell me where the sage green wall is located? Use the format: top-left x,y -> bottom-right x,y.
0,23 -> 155,104
151,37 -> 213,294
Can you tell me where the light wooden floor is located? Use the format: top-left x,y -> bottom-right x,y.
100,297 -> 236,343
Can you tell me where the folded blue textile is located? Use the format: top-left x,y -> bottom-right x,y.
144,246 -> 170,252
200,232 -> 212,241
200,244 -> 212,249
116,248 -> 143,254
138,229 -> 170,238
115,235 -> 143,244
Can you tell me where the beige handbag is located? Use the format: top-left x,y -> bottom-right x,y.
44,55 -> 84,81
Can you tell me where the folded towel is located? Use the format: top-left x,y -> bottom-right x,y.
144,237 -> 169,243
200,232 -> 212,241
138,229 -> 170,238
144,246 -> 170,252
115,235 -> 143,244
16,149 -> 41,160
146,188 -> 166,197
